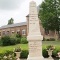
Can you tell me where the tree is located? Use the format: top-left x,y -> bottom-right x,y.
8,18 -> 14,25
39,0 -> 60,32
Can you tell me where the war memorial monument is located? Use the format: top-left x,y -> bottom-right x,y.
27,1 -> 44,60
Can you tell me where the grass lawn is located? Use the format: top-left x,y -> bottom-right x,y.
0,41 -> 60,53
42,41 -> 60,49
0,44 -> 28,53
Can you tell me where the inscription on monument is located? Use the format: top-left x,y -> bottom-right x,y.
29,41 -> 42,57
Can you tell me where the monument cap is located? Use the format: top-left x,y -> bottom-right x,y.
30,1 -> 36,4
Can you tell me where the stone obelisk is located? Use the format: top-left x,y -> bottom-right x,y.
27,1 -> 44,60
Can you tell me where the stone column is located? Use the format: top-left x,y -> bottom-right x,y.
27,1 -> 44,60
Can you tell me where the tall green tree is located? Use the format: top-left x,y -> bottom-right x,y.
8,18 -> 14,25
39,0 -> 60,32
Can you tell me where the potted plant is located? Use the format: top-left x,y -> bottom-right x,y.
14,47 -> 21,59
46,45 -> 55,58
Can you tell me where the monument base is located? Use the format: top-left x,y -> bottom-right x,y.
47,57 -> 54,60
27,55 -> 44,60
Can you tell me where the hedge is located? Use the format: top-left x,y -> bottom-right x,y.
20,50 -> 29,58
20,37 -> 28,44
0,50 -> 28,59
42,48 -> 60,58
1,36 -> 28,46
1,36 -> 17,46
0,49 -> 60,59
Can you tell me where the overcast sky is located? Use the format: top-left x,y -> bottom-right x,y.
0,0 -> 43,27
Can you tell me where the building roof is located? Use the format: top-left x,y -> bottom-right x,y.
0,22 -> 27,29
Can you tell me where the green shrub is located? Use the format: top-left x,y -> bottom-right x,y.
16,34 -> 21,38
0,50 -> 16,60
52,48 -> 60,58
0,49 -> 60,59
42,49 -> 49,58
0,51 -> 13,58
16,38 -> 21,44
14,50 -> 29,58
1,36 -> 11,46
21,37 -> 28,44
0,50 -> 28,59
42,47 -> 60,58
0,53 -> 5,57
43,38 -> 55,41
1,36 -> 16,46
49,38 -> 55,41
0,39 -> 2,46
10,38 -> 16,45
5,50 -> 13,56
20,50 -> 29,58
52,49 -> 58,58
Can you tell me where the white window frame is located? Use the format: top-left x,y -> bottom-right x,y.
12,31 -> 15,34
22,29 -> 26,35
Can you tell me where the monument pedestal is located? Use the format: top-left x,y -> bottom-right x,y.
27,35 -> 44,60
27,56 -> 44,60
47,57 -> 54,60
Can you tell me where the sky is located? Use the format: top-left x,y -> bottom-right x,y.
0,0 -> 43,27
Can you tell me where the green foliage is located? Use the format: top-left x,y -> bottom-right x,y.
0,34 -> 28,46
46,45 -> 55,50
0,39 -> 2,46
0,49 -> 60,59
1,36 -> 11,46
21,37 -> 28,44
5,50 -> 13,56
0,53 -> 5,58
10,33 -> 16,38
10,38 -> 16,45
0,50 -> 14,60
42,49 -> 49,58
42,48 -> 60,58
14,47 -> 21,52
20,50 -> 28,58
0,43 -> 59,59
2,52 -> 16,60
50,38 -> 55,41
16,38 -> 21,44
52,49 -> 58,58
8,18 -> 14,25
16,34 -> 21,38
1,36 -> 16,46
43,38 -> 55,41
39,0 -> 60,31
0,50 -> 28,59
10,34 -> 21,44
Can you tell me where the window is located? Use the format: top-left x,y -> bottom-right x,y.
17,30 -> 20,34
22,29 -> 26,35
6,31 -> 10,35
2,31 -> 5,35
12,31 -> 15,34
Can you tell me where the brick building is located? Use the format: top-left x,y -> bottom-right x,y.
0,15 -> 58,39
0,22 -> 27,37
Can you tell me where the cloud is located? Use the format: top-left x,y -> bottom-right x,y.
0,0 -> 23,10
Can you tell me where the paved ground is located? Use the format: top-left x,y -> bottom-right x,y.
20,58 -> 59,60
